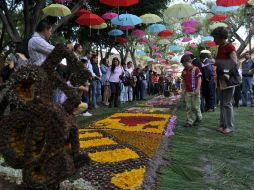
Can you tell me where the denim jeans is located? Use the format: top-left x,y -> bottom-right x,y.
91,80 -> 101,107
242,76 -> 254,106
120,83 -> 128,103
53,88 -> 62,104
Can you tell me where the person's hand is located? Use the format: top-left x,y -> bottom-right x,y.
9,62 -> 14,69
79,85 -> 89,92
194,89 -> 200,95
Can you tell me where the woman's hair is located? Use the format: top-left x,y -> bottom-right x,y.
15,42 -> 26,55
111,57 -> 120,72
74,44 -> 81,51
211,27 -> 228,40
36,20 -> 52,32
91,54 -> 98,64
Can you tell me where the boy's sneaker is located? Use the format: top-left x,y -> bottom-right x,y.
183,123 -> 192,128
82,111 -> 92,117
193,119 -> 202,126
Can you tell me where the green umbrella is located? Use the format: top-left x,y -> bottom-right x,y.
43,4 -> 71,17
90,23 -> 108,29
209,22 -> 228,30
164,4 -> 196,19
140,14 -> 163,24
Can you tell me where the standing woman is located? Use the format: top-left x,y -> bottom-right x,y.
100,58 -> 110,105
106,57 -> 123,108
211,27 -> 238,134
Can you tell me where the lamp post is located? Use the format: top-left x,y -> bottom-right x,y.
245,3 -> 253,55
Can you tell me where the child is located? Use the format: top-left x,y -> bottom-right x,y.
181,54 -> 202,128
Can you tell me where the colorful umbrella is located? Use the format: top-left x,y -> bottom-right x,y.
157,57 -> 166,63
115,37 -> 128,43
147,58 -> 156,62
149,61 -> 158,65
158,30 -> 173,37
90,23 -> 108,29
211,5 -> 240,12
108,29 -> 124,36
202,36 -> 214,42
169,45 -> 181,51
167,52 -> 175,56
182,27 -> 196,34
136,50 -> 146,56
100,0 -> 139,7
137,38 -> 149,43
140,14 -> 163,24
201,50 -> 212,54
189,43 -> 198,48
209,14 -> 227,22
207,41 -> 217,47
185,51 -> 193,55
75,9 -> 91,17
171,56 -> 181,61
120,25 -> 135,30
43,4 -> 71,17
216,0 -> 248,7
154,52 -> 162,56
76,14 -> 105,26
150,45 -> 158,50
209,22 -> 228,30
181,37 -> 192,42
158,39 -> 170,45
165,4 -> 196,19
146,24 -> 166,33
102,12 -> 118,20
131,29 -> 145,37
181,19 -> 199,28
111,13 -> 141,26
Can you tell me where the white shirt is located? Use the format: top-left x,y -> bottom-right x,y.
83,56 -> 96,77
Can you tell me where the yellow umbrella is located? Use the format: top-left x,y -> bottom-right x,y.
90,23 -> 107,29
164,4 -> 196,19
140,14 -> 163,24
43,4 -> 71,17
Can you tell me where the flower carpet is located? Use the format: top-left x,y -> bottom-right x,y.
78,96 -> 180,190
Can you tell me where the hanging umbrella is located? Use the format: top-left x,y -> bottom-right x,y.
209,22 -> 228,30
189,43 -> 198,48
181,37 -> 192,42
211,5 -> 240,12
120,25 -> 135,30
165,4 -> 196,19
158,39 -> 170,45
90,23 -> 108,29
158,30 -> 173,37
102,12 -> 118,20
185,51 -> 193,55
171,56 -> 181,61
111,13 -> 141,26
207,41 -> 217,47
100,0 -> 139,7
167,52 -> 175,56
140,14 -> 163,24
201,50 -> 212,54
169,45 -> 181,51
115,37 -> 128,43
202,36 -> 214,42
209,14 -> 227,22
136,50 -> 146,56
131,29 -> 145,37
108,29 -> 124,36
216,0 -> 248,7
43,4 -> 71,17
157,57 -> 166,63
181,19 -> 199,28
154,52 -> 162,56
147,58 -> 156,62
137,38 -> 149,43
76,13 -> 105,26
146,24 -> 166,33
150,45 -> 158,50
150,61 -> 158,65
182,27 -> 196,34
75,9 -> 91,17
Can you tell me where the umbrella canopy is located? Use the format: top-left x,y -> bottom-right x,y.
169,45 -> 181,51
120,25 -> 135,30
75,9 -> 91,17
181,19 -> 199,28
189,43 -> 198,48
102,12 -> 118,20
108,29 -> 124,36
150,45 -> 158,50
157,57 -> 166,63
158,30 -> 173,37
158,39 -> 170,45
209,14 -> 227,22
201,50 -> 212,54
137,38 -> 149,43
167,52 -> 175,56
209,22 -> 228,30
181,37 -> 192,42
115,37 -> 128,43
136,50 -> 146,56
154,52 -> 162,56
43,4 -> 71,17
149,61 -> 158,65
131,29 -> 145,37
207,41 -> 217,47
165,4 -> 196,19
211,5 -> 240,12
171,56 -> 181,61
140,14 -> 163,24
147,58 -> 156,62
216,0 -> 248,7
185,51 -> 193,55
146,24 -> 166,33
76,14 -> 105,26
100,0 -> 139,6
90,23 -> 108,29
182,27 -> 196,34
202,36 -> 214,42
111,13 -> 141,26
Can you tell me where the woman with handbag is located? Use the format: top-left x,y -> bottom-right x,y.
211,27 -> 239,134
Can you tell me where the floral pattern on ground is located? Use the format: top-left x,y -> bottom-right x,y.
79,132 -> 103,139
79,137 -> 117,149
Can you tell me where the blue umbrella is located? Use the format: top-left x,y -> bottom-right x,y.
171,57 -> 180,61
136,50 -> 146,56
108,29 -> 124,36
211,5 -> 239,12
111,14 -> 142,26
169,45 -> 181,51
147,58 -> 156,62
202,36 -> 214,42
146,24 -> 166,33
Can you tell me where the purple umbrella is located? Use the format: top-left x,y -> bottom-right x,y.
189,43 -> 198,48
120,25 -> 135,30
131,29 -> 145,37
185,51 -> 193,55
182,27 -> 196,34
181,19 -> 199,28
154,52 -> 162,56
150,45 -> 158,50
102,12 -> 118,20
182,37 -> 192,42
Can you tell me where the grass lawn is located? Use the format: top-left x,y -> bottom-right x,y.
159,103 -> 254,190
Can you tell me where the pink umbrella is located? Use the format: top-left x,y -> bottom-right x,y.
182,37 -> 192,42
137,38 -> 149,43
185,51 -> 193,55
189,43 -> 198,48
150,45 -> 158,50
182,27 -> 196,34
120,25 -> 135,30
102,12 -> 118,20
157,57 -> 166,63
131,29 -> 145,37
181,19 -> 199,28
154,52 -> 162,56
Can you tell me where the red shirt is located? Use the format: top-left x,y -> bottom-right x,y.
182,66 -> 202,92
216,43 -> 236,60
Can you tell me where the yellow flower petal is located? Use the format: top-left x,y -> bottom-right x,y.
80,138 -> 117,149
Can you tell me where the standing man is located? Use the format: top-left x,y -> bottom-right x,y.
28,20 -> 55,66
126,61 -> 134,101
241,52 -> 254,107
73,44 -> 83,60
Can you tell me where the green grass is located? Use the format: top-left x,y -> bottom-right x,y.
159,103 -> 254,190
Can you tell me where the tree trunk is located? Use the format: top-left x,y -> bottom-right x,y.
0,26 -> 5,51
105,47 -> 113,58
130,50 -> 137,67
